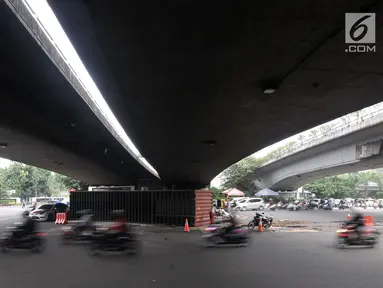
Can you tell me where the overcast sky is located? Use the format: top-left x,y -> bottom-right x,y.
0,158 -> 10,168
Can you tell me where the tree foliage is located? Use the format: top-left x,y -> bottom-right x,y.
219,139 -> 302,194
0,169 -> 7,199
304,171 -> 383,198
0,162 -> 87,199
220,157 -> 266,195
210,187 -> 223,199
54,174 -> 88,190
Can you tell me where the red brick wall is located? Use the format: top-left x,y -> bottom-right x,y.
194,190 -> 212,227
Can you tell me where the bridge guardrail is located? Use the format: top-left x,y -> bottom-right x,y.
261,106 -> 383,166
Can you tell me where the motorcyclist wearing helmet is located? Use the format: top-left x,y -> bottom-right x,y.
14,211 -> 36,239
345,209 -> 364,239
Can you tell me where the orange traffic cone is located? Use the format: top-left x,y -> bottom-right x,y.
258,217 -> 263,232
184,218 -> 190,232
347,213 -> 351,221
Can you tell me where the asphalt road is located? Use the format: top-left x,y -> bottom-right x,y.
239,207 -> 383,223
0,207 -> 383,288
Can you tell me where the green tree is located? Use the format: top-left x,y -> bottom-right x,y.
304,171 -> 383,199
0,162 -> 87,198
47,174 -> 66,196
304,175 -> 355,198
2,163 -> 51,199
55,174 -> 88,190
210,187 -> 223,199
32,167 -> 52,197
221,157 -> 265,194
3,163 -> 35,199
0,168 -> 8,199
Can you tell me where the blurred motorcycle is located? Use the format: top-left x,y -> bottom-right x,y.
202,224 -> 249,247
335,224 -> 379,249
0,213 -> 47,253
61,209 -> 95,244
88,210 -> 140,256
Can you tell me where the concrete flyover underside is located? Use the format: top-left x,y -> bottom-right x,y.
251,121 -> 383,191
1,0 -> 383,187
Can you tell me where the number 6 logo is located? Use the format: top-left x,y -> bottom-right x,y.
345,13 -> 375,44
349,15 -> 371,42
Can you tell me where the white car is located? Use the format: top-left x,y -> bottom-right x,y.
235,198 -> 265,211
29,203 -> 68,221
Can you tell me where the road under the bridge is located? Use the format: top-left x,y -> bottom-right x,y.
0,207 -> 381,288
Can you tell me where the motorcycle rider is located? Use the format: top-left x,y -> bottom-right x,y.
74,211 -> 93,233
216,213 -> 240,241
14,211 -> 36,239
107,216 -> 129,241
345,208 -> 365,239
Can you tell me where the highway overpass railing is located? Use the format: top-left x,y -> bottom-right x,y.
260,106 -> 383,167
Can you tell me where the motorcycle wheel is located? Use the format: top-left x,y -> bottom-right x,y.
61,234 -> 71,245
203,237 -> 215,248
335,237 -> 347,249
89,243 -> 99,256
0,241 -> 10,253
32,238 -> 45,253
263,222 -> 272,229
124,241 -> 141,256
247,221 -> 256,231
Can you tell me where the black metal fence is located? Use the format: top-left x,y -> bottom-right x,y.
69,190 -> 196,226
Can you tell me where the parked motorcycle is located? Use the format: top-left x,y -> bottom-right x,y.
335,224 -> 380,248
202,224 -> 249,247
268,204 -> 277,211
288,202 -> 302,211
306,201 -> 319,210
247,213 -> 273,231
277,201 -> 285,210
61,210 -> 95,244
338,203 -> 349,210
354,202 -> 361,208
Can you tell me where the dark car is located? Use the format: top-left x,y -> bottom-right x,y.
29,203 -> 68,221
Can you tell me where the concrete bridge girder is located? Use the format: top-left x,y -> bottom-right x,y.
252,135 -> 383,191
